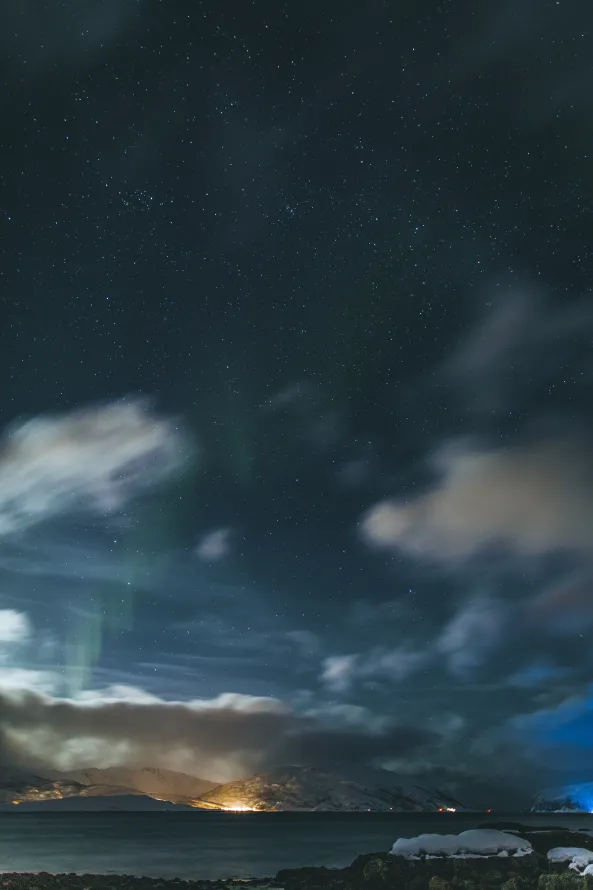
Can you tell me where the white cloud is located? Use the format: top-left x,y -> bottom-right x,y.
321,645 -> 428,691
0,668 -> 58,695
321,655 -> 358,692
0,611 -> 59,694
0,609 -> 31,643
0,398 -> 186,537
195,527 -> 232,562
361,438 -> 593,562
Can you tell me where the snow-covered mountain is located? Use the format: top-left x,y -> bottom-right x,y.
0,765 -> 215,808
45,766 -> 217,804
0,767 -> 87,804
1,763 -> 466,811
194,765 -> 466,812
532,783 -> 593,813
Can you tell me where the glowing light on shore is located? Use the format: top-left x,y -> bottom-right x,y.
224,802 -> 255,811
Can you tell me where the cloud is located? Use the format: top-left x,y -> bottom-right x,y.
265,381 -> 346,454
0,682 -> 432,782
0,610 -> 64,697
528,574 -> 593,635
508,663 -> 569,689
285,630 -> 320,658
195,528 -> 232,562
348,598 -> 409,626
449,291 -> 536,384
321,655 -> 358,693
361,437 -> 593,563
324,598 -> 505,691
0,610 -> 31,644
0,398 -> 186,538
367,646 -> 429,682
448,291 -> 593,416
321,646 -> 428,692
436,596 -> 505,677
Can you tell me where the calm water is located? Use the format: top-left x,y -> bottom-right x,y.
1,812 -> 592,881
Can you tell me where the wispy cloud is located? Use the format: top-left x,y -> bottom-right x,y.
320,655 -> 359,693
285,629 -> 320,658
265,381 -> 346,453
0,398 -> 186,538
448,290 -> 593,416
436,595 -> 505,678
321,645 -> 428,692
195,527 -> 232,562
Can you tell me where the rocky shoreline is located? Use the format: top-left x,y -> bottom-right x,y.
4,825 -> 593,890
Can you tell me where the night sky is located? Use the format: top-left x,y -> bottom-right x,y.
1,0 -> 593,808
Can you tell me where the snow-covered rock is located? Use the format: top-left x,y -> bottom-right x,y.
390,829 -> 533,859
547,848 -> 593,873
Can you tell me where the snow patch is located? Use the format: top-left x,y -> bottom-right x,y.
390,829 -> 533,859
547,848 -> 593,873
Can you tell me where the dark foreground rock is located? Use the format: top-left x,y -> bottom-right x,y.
2,866 -> 593,890
277,851 -> 541,890
0,877 -> 276,890
276,844 -> 593,890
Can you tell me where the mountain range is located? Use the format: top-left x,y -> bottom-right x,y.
0,764 -> 466,812
193,765 -> 466,812
531,783 -> 593,813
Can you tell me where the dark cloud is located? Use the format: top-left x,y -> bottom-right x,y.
448,292 -> 593,419
0,687 -> 434,785
285,724 -> 439,772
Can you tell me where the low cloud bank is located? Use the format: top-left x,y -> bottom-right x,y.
0,683 -> 435,784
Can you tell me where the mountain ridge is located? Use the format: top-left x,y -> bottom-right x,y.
0,763 -> 467,811
193,765 -> 467,811
532,782 -> 593,813
44,765 -> 217,804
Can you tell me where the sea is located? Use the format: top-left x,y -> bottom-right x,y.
1,811 -> 592,881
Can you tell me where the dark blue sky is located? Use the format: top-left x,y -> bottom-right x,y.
1,0 -> 593,808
